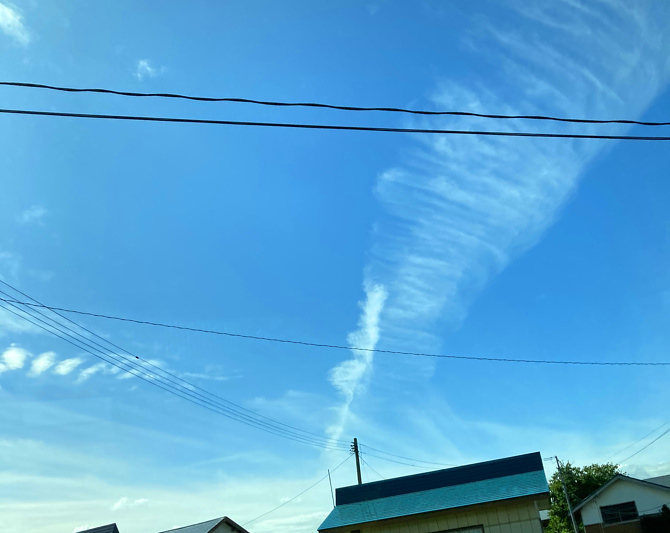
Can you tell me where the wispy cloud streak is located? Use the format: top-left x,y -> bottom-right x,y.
368,0 -> 670,349
28,351 -> 56,376
0,2 -> 30,45
328,283 -> 387,442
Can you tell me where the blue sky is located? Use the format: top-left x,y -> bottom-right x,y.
1,1 -> 670,532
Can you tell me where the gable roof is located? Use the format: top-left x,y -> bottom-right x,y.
319,452 -> 549,531
157,517 -> 250,533
573,475 -> 670,512
75,525 -> 119,533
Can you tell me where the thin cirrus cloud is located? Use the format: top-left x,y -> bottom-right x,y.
326,0 -> 670,434
327,283 -> 387,443
17,205 -> 48,225
111,496 -> 148,511
367,0 -> 670,352
0,1 -> 30,45
52,357 -> 84,376
134,59 -> 165,80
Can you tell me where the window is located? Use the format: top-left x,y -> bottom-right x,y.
600,501 -> 639,524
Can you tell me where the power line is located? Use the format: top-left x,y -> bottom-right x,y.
242,453 -> 353,527
3,298 -> 669,367
2,108 -> 670,141
2,81 -> 669,126
607,421 -> 670,461
620,426 -> 670,463
0,285 -> 347,451
360,444 -> 457,467
0,285 -> 350,451
361,451 -> 442,470
360,456 -> 386,480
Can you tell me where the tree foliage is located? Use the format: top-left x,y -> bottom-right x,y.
545,461 -> 622,533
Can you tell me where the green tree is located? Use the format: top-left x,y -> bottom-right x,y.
546,461 -> 622,533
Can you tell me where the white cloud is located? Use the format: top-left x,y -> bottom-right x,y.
0,345 -> 29,373
17,205 -> 47,225
53,357 -> 83,375
75,362 -> 107,383
111,496 -> 148,511
327,283 -> 387,442
72,525 -> 90,533
134,59 -> 164,80
0,306 -> 41,337
360,0 -> 670,359
28,351 -> 56,376
0,2 -> 30,45
0,251 -> 21,283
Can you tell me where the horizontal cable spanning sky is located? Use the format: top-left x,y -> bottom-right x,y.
0,1 -> 669,533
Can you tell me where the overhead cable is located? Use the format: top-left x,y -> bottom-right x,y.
620,426 -> 670,463
607,421 -> 670,461
0,284 -> 345,450
0,284 -> 349,451
361,451 -> 442,470
360,444 -> 457,467
3,298 -> 669,367
2,81 -> 668,126
242,453 -> 353,526
360,456 -> 386,480
2,108 -> 670,141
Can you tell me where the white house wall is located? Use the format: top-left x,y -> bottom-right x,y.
580,478 -> 670,526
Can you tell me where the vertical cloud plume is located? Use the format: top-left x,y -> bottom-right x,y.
365,0 -> 670,354
327,283 -> 387,442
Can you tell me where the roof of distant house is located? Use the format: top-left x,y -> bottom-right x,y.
157,517 -> 250,533
75,525 -> 119,533
319,452 -> 549,531
573,474 -> 670,513
646,475 -> 670,488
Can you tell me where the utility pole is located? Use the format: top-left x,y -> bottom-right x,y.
351,438 -> 362,485
555,456 -> 580,533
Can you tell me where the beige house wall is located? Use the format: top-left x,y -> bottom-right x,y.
325,496 -> 546,533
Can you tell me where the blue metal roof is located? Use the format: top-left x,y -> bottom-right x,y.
157,517 -> 223,533
77,525 -> 119,533
319,463 -> 549,530
337,452 -> 544,505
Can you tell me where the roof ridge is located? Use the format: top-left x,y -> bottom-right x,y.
158,517 -> 223,533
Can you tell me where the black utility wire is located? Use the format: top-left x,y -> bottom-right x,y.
2,108 -> 670,140
0,288 -> 348,451
361,451 -> 440,470
2,81 -> 669,126
242,453 -> 353,527
607,421 -> 670,460
360,444 -> 457,467
3,298 -> 669,366
0,282 -> 348,451
0,299 -> 346,450
619,426 -> 670,463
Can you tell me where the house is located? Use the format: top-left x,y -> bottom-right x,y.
157,516 -> 250,533
318,451 -> 550,533
573,474 -> 670,533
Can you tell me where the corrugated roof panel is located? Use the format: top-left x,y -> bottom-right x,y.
319,470 -> 549,531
